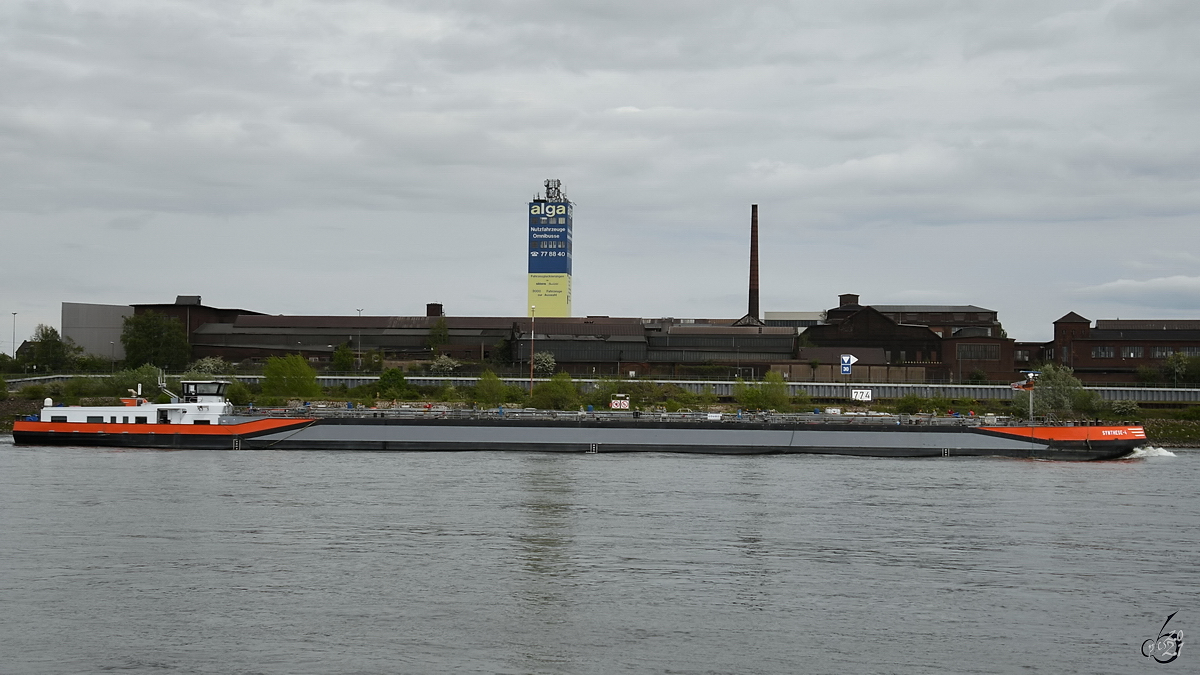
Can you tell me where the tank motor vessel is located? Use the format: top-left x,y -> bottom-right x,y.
11,380 -> 1148,461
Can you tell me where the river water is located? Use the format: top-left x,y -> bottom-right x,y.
0,437 -> 1194,674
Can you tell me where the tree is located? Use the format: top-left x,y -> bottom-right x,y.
733,378 -> 763,409
0,373 -> 7,401
1163,352 -> 1190,386
531,372 -> 580,410
121,311 -> 190,370
262,354 -> 321,398
431,354 -> 460,374
427,317 -> 450,354
760,371 -> 790,409
475,370 -> 506,407
331,343 -> 355,371
533,351 -> 556,376
225,380 -> 253,406
30,324 -> 81,372
1012,363 -> 1099,419
185,356 -> 232,375
377,368 -> 412,398
966,369 -> 989,384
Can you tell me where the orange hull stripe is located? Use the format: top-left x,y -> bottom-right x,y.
980,426 -> 1146,442
13,418 -> 310,436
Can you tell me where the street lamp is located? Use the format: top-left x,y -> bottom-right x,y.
355,309 -> 363,371
529,305 -> 536,394
110,341 -> 115,373
11,312 -> 16,359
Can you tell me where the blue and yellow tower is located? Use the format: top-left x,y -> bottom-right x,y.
527,179 -> 572,317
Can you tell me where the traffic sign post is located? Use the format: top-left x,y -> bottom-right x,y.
840,354 -> 858,376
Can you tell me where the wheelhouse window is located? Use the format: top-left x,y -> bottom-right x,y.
182,382 -> 227,397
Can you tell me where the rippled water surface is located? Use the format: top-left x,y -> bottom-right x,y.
1,437 -> 1195,674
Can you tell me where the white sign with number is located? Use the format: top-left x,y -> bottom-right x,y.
851,389 -> 873,402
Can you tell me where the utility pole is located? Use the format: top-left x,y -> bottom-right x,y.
529,305 -> 536,394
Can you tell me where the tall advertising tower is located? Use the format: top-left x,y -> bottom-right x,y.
527,179 -> 572,317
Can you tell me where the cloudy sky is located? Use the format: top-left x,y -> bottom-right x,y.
3,0 -> 1198,351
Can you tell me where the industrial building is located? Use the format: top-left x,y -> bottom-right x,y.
48,196 -> 1197,384
1035,313 -> 1200,383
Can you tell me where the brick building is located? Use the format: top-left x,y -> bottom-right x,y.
1045,313 -> 1200,383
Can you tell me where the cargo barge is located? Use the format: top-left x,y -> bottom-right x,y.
11,381 -> 1147,460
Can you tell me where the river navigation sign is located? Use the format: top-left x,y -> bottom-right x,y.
840,354 -> 858,375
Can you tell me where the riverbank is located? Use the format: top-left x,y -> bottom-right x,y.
1141,419 -> 1200,447
0,400 -> 38,432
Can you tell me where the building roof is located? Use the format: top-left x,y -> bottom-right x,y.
873,305 -> 993,314
1089,329 -> 1200,341
1054,312 -> 1090,324
1095,319 -> 1200,331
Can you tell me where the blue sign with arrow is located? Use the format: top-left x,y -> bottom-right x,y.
840,354 -> 858,375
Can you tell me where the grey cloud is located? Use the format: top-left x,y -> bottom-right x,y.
1075,276 -> 1200,311
1,0 -> 1197,340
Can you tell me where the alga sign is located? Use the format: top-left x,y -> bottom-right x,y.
528,200 -> 572,317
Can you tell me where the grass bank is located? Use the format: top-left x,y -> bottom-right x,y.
1,399 -> 40,432
1143,420 -> 1200,448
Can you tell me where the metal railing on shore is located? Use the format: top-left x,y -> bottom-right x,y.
6,374 -> 1200,403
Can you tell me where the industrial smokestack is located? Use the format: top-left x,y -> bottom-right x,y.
749,204 -> 759,321
732,204 -> 766,327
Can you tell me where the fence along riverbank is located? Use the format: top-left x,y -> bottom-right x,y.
8,375 -> 1200,403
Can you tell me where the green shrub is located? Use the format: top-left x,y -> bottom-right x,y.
226,380 -> 253,406
893,394 -> 925,414
1110,400 -> 1140,416
378,368 -> 413,399
531,372 -> 580,410
1176,406 -> 1200,421
262,354 -> 321,398
475,370 -> 506,407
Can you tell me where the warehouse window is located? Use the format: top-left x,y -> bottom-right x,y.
1092,346 -> 1115,359
957,344 -> 1000,360
1121,346 -> 1144,358
1151,347 -> 1174,358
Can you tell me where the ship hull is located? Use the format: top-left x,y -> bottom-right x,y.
13,417 -> 1144,461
